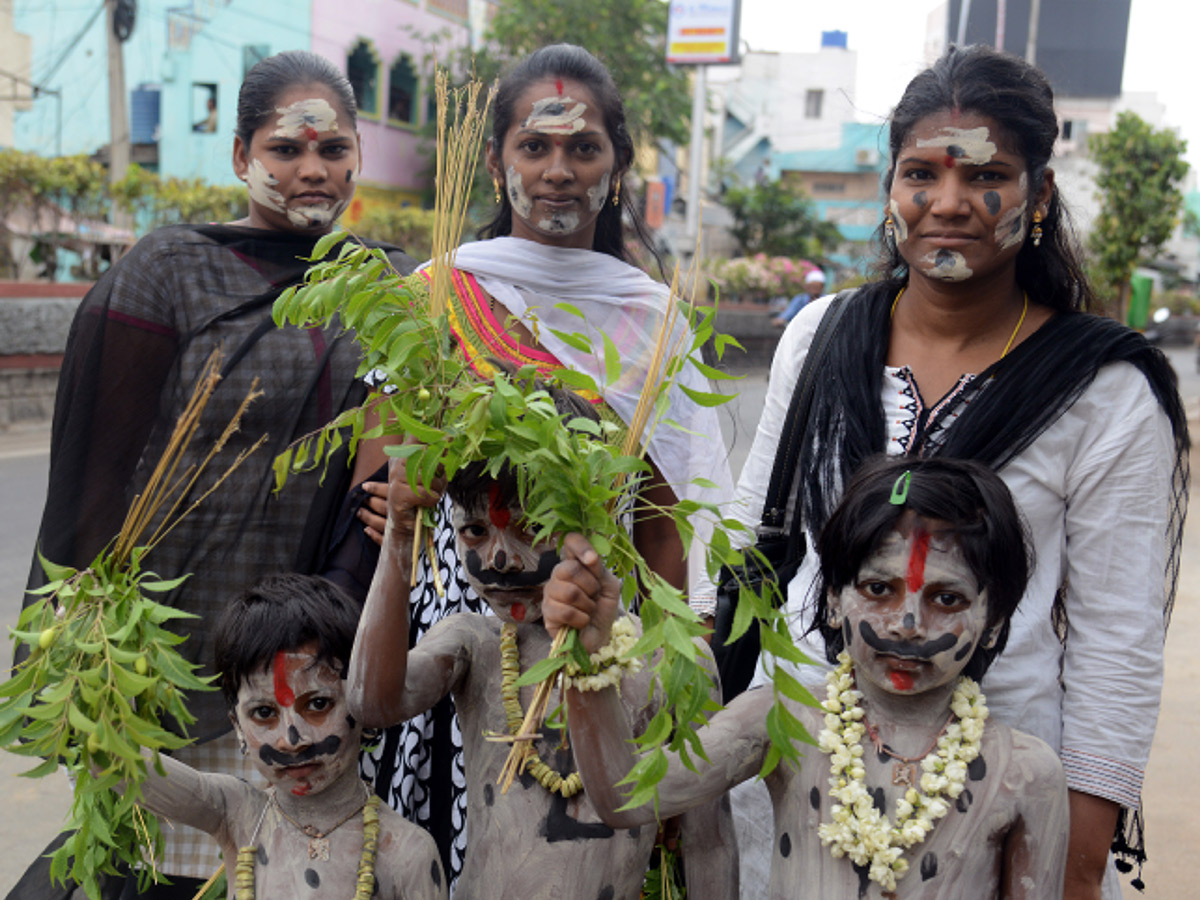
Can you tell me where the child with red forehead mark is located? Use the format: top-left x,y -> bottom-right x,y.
346,391 -> 736,900
545,457 -> 1069,899
132,574 -> 445,900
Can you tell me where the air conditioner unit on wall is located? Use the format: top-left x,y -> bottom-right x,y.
855,148 -> 878,166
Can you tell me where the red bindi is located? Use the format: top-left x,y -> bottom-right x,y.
273,651 -> 295,707
906,529 -> 930,594
889,671 -> 915,691
488,483 -> 511,530
555,78 -> 563,96
944,155 -> 956,168
304,125 -> 319,143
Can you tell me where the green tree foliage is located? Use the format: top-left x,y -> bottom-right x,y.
1088,112 -> 1189,320
724,179 -> 842,259
352,204 -> 437,261
477,0 -> 691,149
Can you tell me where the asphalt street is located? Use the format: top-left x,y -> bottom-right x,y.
0,347 -> 1197,896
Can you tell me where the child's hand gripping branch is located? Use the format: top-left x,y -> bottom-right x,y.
547,458 -> 1071,899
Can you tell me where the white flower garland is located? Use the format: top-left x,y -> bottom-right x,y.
815,651 -> 988,891
561,615 -> 643,692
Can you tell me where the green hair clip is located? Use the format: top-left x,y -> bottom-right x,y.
889,470 -> 912,506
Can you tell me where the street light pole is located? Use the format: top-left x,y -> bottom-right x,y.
106,0 -> 132,230
684,64 -> 707,253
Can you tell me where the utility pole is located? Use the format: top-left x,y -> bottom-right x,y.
684,65 -> 707,254
1025,0 -> 1042,65
106,0 -> 132,230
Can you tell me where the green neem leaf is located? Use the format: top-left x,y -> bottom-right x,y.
547,328 -> 593,354
513,654 -> 567,687
312,230 -> 350,261
36,548 -> 77,583
553,302 -> 587,321
601,332 -> 622,386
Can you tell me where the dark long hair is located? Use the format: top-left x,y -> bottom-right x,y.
877,44 -> 1093,312
478,43 -> 662,272
236,50 -> 357,149
811,456 -> 1031,681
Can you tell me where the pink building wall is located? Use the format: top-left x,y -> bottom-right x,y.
311,0 -> 471,200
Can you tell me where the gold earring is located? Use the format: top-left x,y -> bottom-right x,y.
884,212 -> 895,241
493,179 -> 502,204
612,176 -> 621,207
1031,209 -> 1044,247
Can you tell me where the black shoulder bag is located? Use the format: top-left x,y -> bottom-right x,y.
711,291 -> 852,702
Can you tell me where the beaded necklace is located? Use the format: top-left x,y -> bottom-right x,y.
499,622 -> 584,797
234,792 -> 382,900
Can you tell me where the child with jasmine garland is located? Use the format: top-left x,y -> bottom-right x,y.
132,574 -> 446,900
346,389 -> 736,900
544,457 -> 1068,898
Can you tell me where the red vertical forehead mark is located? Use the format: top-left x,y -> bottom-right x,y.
273,651 -> 295,707
555,78 -> 563,96
304,125 -> 319,142
906,528 -> 930,594
944,155 -> 956,168
488,483 -> 511,529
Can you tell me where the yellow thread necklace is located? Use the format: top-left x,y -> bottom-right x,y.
890,288 -> 1029,358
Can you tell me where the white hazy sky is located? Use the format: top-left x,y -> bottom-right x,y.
737,0 -> 1199,163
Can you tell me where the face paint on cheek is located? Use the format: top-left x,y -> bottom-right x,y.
906,529 -> 930,594
995,201 -> 1027,250
345,169 -> 354,183
273,651 -> 295,707
913,191 -> 927,208
888,198 -> 909,243
983,191 -> 1001,216
505,165 -> 533,218
245,159 -> 287,213
587,172 -> 611,212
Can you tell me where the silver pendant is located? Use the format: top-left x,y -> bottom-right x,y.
303,826 -> 330,860
891,761 -> 917,787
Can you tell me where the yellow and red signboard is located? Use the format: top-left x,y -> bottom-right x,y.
667,0 -> 741,65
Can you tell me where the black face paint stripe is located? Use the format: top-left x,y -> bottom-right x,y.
857,621 -> 958,659
946,144 -> 966,158
983,191 -> 1001,215
935,248 -> 955,268
258,733 -> 342,766
913,191 -> 928,207
464,547 -> 559,588
954,640 -> 975,661
286,725 -> 301,746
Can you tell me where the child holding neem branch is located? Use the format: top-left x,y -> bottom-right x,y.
544,457 -> 1069,899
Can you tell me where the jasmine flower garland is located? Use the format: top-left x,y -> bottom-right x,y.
816,651 -> 988,891
561,615 -> 643,692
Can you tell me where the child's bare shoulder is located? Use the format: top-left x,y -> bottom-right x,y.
374,804 -> 447,900
986,720 -> 1065,789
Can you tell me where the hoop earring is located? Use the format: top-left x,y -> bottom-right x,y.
1031,209 -> 1044,247
611,176 -> 621,207
493,179 -> 502,205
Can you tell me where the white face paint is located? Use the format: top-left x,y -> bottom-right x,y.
536,210 -> 582,235
273,98 -> 340,152
234,645 -> 359,797
245,158 -> 287,213
522,96 -> 588,134
505,164 -> 533,218
586,171 -> 611,213
285,197 -> 346,229
830,526 -> 991,697
889,197 -> 909,243
451,493 -> 559,626
919,249 -> 974,281
994,172 -> 1029,250
915,126 -> 998,166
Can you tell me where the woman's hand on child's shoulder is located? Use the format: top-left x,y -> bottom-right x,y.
383,456 -> 443,551
543,533 -> 621,653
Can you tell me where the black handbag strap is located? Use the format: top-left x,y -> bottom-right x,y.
759,289 -> 853,535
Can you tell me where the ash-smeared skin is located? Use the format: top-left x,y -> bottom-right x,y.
889,197 -> 909,243
915,126 -> 998,165
505,164 -> 533,218
522,95 -> 588,134
452,501 -> 559,624
560,520 -> 1068,897
919,249 -> 973,282
246,159 -> 287,214
995,174 -> 1029,250
285,197 -> 346,229
273,97 -> 339,150
586,171 -> 611,212
536,210 -> 582,235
